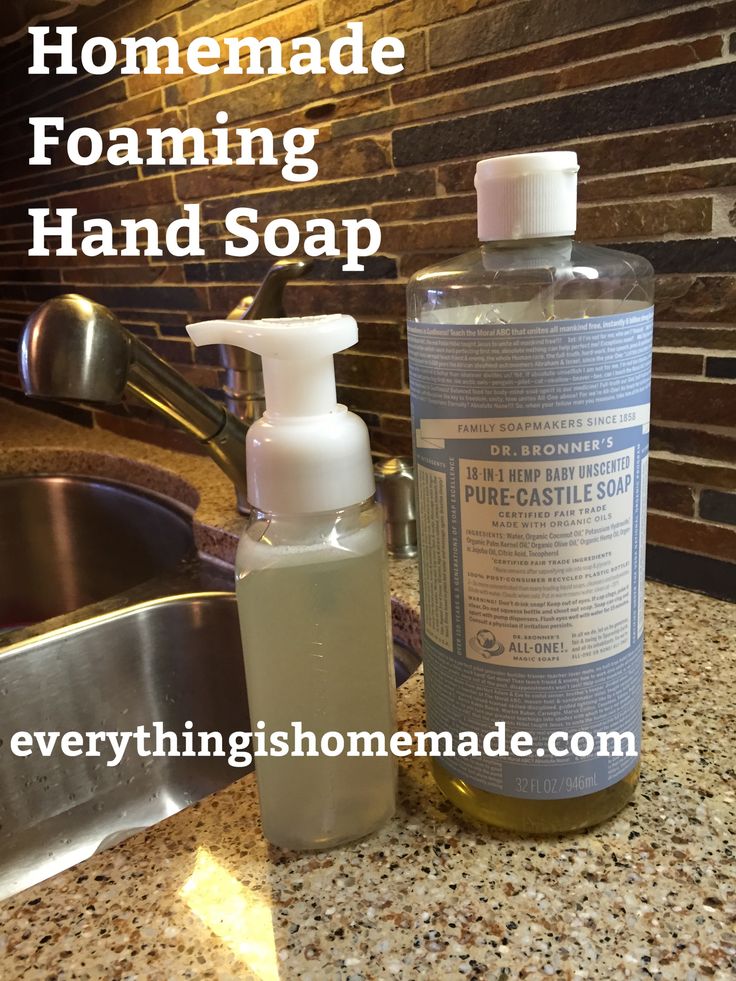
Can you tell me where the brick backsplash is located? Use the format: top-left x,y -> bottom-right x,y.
0,0 -> 734,593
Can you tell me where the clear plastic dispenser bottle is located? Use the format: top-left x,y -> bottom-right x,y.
187,314 -> 397,849
407,152 -> 654,833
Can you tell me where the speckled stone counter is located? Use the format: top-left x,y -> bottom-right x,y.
0,400 -> 734,980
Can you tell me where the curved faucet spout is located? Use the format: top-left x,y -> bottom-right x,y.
19,293 -> 250,513
18,261 -> 314,514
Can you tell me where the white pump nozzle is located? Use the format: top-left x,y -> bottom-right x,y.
188,314 -> 356,419
186,314 -> 375,514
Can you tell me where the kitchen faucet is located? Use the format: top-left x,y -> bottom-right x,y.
217,257 -> 313,427
18,258 -> 312,515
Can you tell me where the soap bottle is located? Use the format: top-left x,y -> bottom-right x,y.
187,314 -> 397,849
407,151 -> 654,833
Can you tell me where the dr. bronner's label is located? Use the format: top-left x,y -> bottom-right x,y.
408,309 -> 653,799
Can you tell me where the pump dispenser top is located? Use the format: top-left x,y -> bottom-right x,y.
187,314 -> 375,513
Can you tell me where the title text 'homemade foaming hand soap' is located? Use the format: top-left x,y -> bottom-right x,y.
407,152 -> 654,832
187,314 -> 397,849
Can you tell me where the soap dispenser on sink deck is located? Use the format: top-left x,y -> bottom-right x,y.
187,313 -> 397,850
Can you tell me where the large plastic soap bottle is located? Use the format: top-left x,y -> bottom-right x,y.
187,314 -> 396,849
407,151 -> 654,832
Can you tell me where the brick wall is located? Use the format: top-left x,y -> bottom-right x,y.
0,0 -> 734,596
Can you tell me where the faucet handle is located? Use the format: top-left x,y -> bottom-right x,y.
239,258 -> 314,322
222,257 -> 315,328
225,295 -> 254,322
217,258 -> 313,425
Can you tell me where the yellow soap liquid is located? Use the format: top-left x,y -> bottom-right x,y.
432,760 -> 640,834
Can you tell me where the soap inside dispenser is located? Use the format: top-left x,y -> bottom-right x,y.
186,313 -> 397,850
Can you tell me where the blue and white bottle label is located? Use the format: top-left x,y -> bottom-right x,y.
408,308 -> 653,799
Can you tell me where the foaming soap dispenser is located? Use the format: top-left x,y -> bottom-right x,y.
187,314 -> 397,850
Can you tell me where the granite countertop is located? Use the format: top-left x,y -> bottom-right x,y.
0,400 -> 734,979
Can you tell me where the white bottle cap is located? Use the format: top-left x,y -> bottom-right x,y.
475,150 -> 579,242
187,314 -> 375,513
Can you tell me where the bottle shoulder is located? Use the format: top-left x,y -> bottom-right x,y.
570,240 -> 654,279
407,239 -> 654,321
408,240 -> 654,287
235,501 -> 385,574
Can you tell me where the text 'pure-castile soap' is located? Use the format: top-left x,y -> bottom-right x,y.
407,151 -> 654,833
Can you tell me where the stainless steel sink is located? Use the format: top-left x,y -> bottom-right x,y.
0,474 -> 421,901
0,591 -> 421,901
0,475 -> 196,629
0,592 -> 248,901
